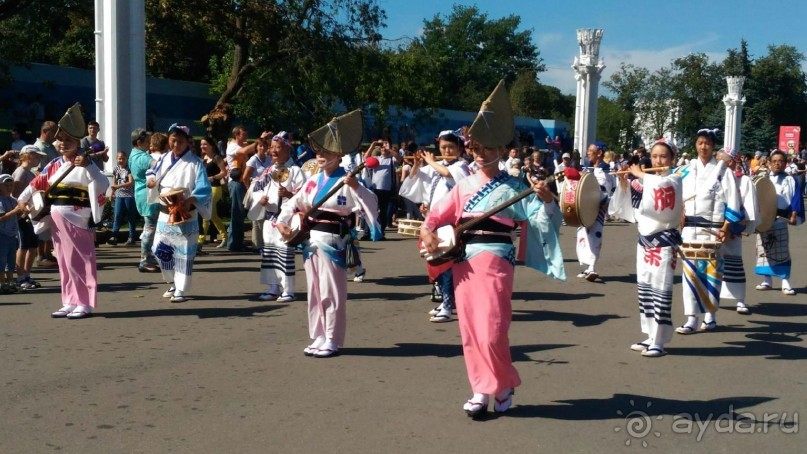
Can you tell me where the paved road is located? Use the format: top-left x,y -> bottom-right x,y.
1,223 -> 804,453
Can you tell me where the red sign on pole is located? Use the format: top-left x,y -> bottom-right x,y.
778,126 -> 800,155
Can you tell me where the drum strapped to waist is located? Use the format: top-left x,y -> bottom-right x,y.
753,175 -> 777,233
560,173 -> 600,228
159,189 -> 194,225
397,219 -> 423,237
680,240 -> 721,260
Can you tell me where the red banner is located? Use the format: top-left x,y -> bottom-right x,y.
778,126 -> 800,155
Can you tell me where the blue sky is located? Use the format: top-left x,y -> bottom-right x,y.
377,0 -> 807,95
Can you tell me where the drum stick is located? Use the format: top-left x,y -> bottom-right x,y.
611,166 -> 670,175
699,227 -> 748,238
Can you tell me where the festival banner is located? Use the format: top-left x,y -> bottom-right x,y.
778,126 -> 800,155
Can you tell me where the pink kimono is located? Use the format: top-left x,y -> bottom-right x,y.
422,171 -> 565,395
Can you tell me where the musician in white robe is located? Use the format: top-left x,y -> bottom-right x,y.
675,129 -> 744,334
609,139 -> 681,357
276,110 -> 382,358
17,103 -> 109,319
720,148 -> 759,314
249,136 -> 306,302
402,130 -> 471,322
146,124 -> 212,303
755,150 -> 805,295
576,142 -> 615,281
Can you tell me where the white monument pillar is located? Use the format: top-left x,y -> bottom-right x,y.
723,76 -> 746,154
571,29 -> 605,153
95,0 -> 146,172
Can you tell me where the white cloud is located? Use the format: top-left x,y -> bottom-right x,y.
538,33 -> 728,96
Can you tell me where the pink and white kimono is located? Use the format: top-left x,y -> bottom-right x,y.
19,157 -> 109,310
422,171 -> 565,396
276,167 -> 381,347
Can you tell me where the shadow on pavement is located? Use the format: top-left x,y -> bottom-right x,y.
506,393 -> 776,421
751,302 -> 807,317
512,291 -> 604,301
512,309 -> 626,327
668,319 -> 807,360
340,343 -> 573,360
97,305 -> 283,319
0,302 -> 32,306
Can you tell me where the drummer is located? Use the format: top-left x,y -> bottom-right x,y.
146,124 -> 212,303
406,130 -> 471,323
675,128 -> 744,334
609,139 -> 682,357
754,150 -> 804,295
575,142 -> 614,282
719,148 -> 759,314
252,133 -> 306,302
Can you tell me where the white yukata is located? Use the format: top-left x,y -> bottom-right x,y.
720,172 -> 759,303
609,172 -> 682,347
249,158 -> 306,297
755,172 -> 805,281
677,158 -> 743,316
404,159 -> 471,209
147,150 -> 212,296
576,164 -> 615,271
277,167 -> 382,348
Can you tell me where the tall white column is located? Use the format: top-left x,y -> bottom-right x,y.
97,0 -> 146,171
571,29 -> 605,153
723,76 -> 746,154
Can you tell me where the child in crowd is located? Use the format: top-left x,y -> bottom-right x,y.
0,174 -> 21,293
12,146 -> 43,289
108,151 -> 137,246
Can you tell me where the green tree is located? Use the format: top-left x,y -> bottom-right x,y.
747,44 -> 807,139
635,67 -> 676,141
669,53 -> 724,145
596,96 -> 630,152
397,4 -> 543,111
603,62 -> 648,151
0,0 -> 94,70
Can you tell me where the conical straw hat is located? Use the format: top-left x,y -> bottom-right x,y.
467,80 -> 514,148
308,109 -> 364,156
57,102 -> 86,140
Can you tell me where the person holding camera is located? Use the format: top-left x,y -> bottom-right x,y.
362,139 -> 401,239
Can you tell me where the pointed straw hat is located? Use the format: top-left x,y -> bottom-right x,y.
467,80 -> 514,148
308,109 -> 364,156
57,102 -> 86,140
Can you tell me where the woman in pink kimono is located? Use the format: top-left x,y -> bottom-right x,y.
17,104 -> 109,319
419,81 -> 565,418
276,110 -> 381,358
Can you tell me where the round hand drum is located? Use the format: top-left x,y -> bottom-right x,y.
560,173 -> 600,228
753,175 -> 777,233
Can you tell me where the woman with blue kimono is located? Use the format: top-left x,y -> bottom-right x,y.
146,124 -> 212,303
